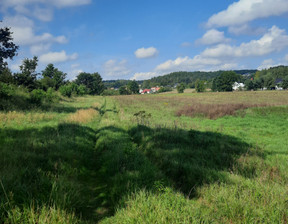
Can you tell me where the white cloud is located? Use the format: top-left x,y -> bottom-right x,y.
130,72 -> 159,81
39,50 -> 78,64
196,29 -> 230,45
155,56 -> 222,73
1,0 -> 91,10
3,15 -> 68,54
134,47 -> 159,59
228,24 -> 266,36
102,59 -> 131,77
1,0 -> 91,21
207,0 -> 288,28
257,59 -> 280,70
202,26 -> 288,58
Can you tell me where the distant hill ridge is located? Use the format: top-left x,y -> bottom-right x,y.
104,66 -> 288,88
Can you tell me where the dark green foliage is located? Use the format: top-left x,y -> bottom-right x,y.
0,82 -> 13,99
0,67 -> 14,84
212,71 -> 240,92
146,70 -> 255,87
101,89 -> 120,96
127,80 -> 139,94
59,84 -> 74,97
195,79 -> 206,92
75,72 -> 104,95
245,79 -> 256,91
14,56 -> 39,91
29,89 -> 46,106
282,76 -> 288,89
76,84 -> 88,96
264,75 -> 275,89
119,86 -> 130,95
41,64 -> 67,90
255,77 -> 265,89
158,86 -> 172,93
0,25 -> 19,71
177,83 -> 185,93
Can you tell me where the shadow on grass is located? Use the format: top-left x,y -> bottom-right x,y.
0,123 -> 262,223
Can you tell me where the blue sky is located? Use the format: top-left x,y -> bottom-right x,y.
1,0 -> 288,80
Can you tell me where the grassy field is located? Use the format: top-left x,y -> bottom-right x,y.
0,91 -> 288,223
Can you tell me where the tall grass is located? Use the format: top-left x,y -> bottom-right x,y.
0,92 -> 287,223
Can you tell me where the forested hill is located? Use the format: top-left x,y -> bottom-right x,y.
104,70 -> 257,89
141,70 -> 257,88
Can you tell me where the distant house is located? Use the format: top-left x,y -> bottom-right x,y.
275,78 -> 283,90
232,82 -> 245,91
151,87 -> 161,93
141,89 -> 151,94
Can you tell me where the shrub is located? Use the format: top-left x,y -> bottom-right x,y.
76,84 -> 88,96
195,79 -> 206,92
176,83 -> 185,93
29,89 -> 46,106
0,82 -> 13,99
59,84 -> 73,97
101,89 -> 120,96
45,87 -> 59,103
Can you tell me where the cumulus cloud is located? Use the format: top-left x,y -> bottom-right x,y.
39,50 -> 78,64
257,59 -> 281,70
102,59 -> 131,78
134,47 -> 159,59
207,0 -> 288,28
3,15 -> 68,54
1,0 -> 91,21
155,56 -> 222,73
130,72 -> 159,81
202,26 -> 288,58
228,24 -> 266,36
196,29 -> 230,45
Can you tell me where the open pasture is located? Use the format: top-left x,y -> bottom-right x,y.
0,91 -> 288,223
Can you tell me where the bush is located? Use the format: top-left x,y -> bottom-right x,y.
195,79 -> 206,92
158,87 -> 172,93
76,84 -> 88,96
0,82 -> 13,99
176,83 -> 185,93
29,89 -> 46,105
59,84 -> 73,97
101,89 -> 120,96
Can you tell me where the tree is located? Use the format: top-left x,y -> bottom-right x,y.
14,56 -> 39,90
119,86 -> 130,95
75,72 -> 104,95
41,64 -> 66,90
264,75 -> 275,89
177,83 -> 185,93
282,76 -> 288,90
127,80 -> 139,94
195,79 -> 206,92
0,67 -> 14,84
245,79 -> 255,91
212,71 -> 240,92
0,25 -> 19,71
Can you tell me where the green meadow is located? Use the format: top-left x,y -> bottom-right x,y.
0,91 -> 288,223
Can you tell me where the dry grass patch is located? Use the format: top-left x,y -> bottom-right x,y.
176,103 -> 269,119
0,111 -> 55,126
66,108 -> 99,124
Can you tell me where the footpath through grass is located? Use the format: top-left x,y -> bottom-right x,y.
0,92 -> 288,223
